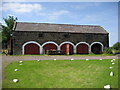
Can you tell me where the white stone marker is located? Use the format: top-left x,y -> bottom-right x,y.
112,63 -> 115,65
37,60 -> 40,61
100,59 -> 102,60
104,85 -> 110,89
13,79 -> 19,83
19,61 -> 23,63
86,59 -> 89,61
110,72 -> 114,76
113,59 -> 115,61
113,59 -> 116,61
109,67 -> 113,69
54,59 -> 56,61
71,58 -> 74,61
14,69 -> 18,71
111,60 -> 114,62
19,63 -> 22,65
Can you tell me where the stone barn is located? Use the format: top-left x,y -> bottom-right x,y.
10,22 -> 109,55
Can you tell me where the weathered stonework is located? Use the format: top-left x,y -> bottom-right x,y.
12,31 -> 109,55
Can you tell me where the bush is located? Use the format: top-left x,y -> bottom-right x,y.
112,42 -> 120,50
2,49 -> 9,55
103,42 -> 120,54
104,48 -> 113,54
111,49 -> 120,54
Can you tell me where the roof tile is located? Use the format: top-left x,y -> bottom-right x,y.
15,22 -> 108,34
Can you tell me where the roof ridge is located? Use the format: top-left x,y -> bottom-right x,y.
16,22 -> 100,27
15,22 -> 108,34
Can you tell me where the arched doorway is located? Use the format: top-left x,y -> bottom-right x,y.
91,43 -> 103,54
60,42 -> 74,55
42,41 -> 58,54
76,43 -> 89,54
22,41 -> 41,55
24,43 -> 40,55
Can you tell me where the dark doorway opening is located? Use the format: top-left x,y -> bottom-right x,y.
91,43 -> 102,54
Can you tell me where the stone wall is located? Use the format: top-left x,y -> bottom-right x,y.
12,31 -> 109,55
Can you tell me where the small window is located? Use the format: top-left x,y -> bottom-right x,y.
64,33 -> 70,38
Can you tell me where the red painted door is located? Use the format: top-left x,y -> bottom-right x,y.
24,43 -> 40,55
43,43 -> 57,54
60,43 -> 74,55
77,44 -> 89,54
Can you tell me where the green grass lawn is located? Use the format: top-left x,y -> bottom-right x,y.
3,59 -> 118,88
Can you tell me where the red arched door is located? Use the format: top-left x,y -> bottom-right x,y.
77,44 -> 89,54
24,43 -> 40,55
60,43 -> 74,55
43,43 -> 57,54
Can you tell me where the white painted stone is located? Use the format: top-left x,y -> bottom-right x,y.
54,59 -> 56,61
112,63 -> 115,65
13,79 -> 19,83
110,72 -> 114,76
109,67 -> 113,69
99,59 -> 102,60
71,58 -> 74,61
111,60 -> 113,62
19,61 -> 23,63
37,60 -> 40,61
14,69 -> 18,71
86,59 -> 89,61
104,85 -> 110,89
19,64 -> 22,65
113,59 -> 116,61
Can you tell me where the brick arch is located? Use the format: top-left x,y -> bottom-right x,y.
59,41 -> 75,55
76,42 -> 89,54
22,41 -> 41,55
90,42 -> 103,54
42,41 -> 58,54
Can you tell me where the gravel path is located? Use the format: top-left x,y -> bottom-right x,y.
2,55 -> 118,69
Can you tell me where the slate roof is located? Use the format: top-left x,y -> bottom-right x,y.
14,22 -> 108,34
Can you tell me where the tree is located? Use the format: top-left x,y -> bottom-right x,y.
2,16 -> 17,49
104,42 -> 120,54
112,42 -> 120,50
3,16 -> 17,34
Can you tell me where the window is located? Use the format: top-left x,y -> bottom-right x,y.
63,33 -> 70,38
38,33 -> 44,37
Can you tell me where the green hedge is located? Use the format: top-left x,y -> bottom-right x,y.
104,42 -> 120,54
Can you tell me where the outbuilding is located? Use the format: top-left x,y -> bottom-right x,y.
10,22 -> 109,55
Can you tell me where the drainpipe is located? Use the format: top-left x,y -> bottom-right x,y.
10,34 -> 13,55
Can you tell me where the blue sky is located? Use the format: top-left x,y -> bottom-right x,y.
1,2 -> 118,46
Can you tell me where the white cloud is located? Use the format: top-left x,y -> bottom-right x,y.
3,0 -> 44,2
3,0 -> 27,2
72,3 -> 100,10
48,10 -> 70,21
0,3 -> 2,12
3,0 -> 119,2
0,20 -> 6,26
3,3 -> 43,13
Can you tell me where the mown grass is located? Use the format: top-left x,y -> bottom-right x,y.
3,59 -> 118,88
